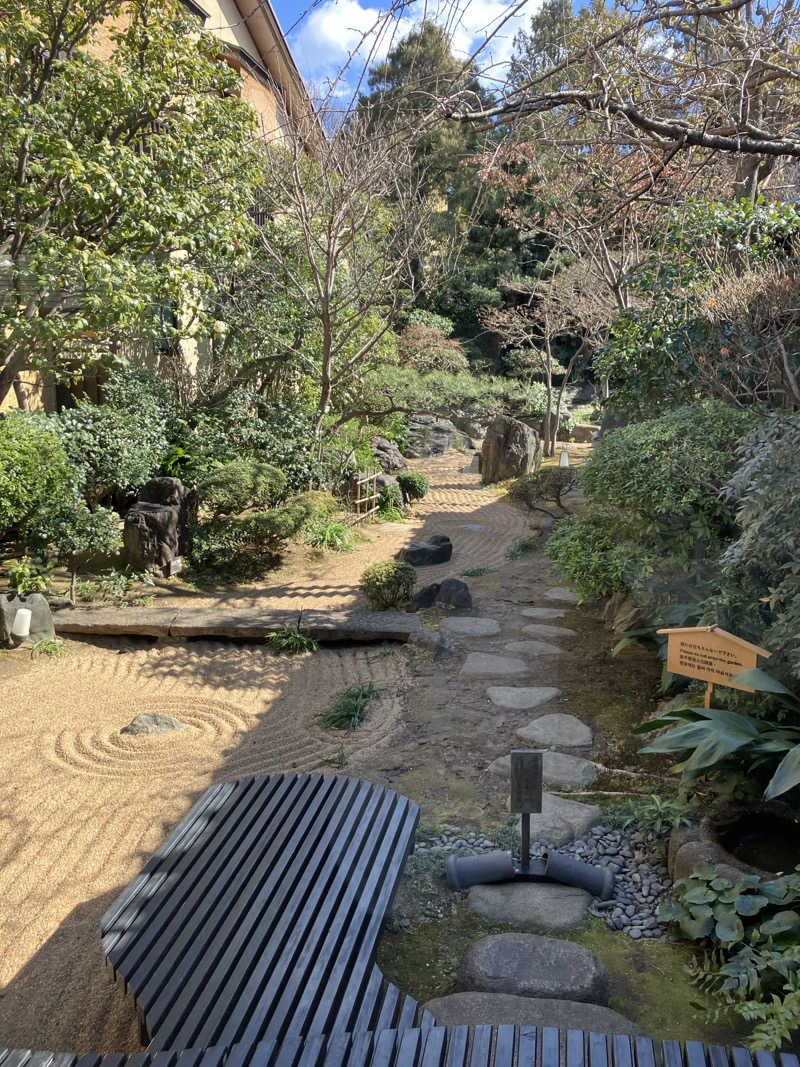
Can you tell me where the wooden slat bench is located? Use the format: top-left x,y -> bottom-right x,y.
1,1030 -> 794,1067
101,773 -> 425,1051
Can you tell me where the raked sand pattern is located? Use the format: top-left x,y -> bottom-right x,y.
0,637 -> 408,1055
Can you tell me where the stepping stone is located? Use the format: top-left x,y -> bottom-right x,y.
522,623 -> 578,639
528,792 -> 601,844
516,713 -> 593,748
487,686 -> 561,710
504,639 -> 565,657
521,607 -> 565,620
458,933 -> 610,1004
488,751 -> 598,790
544,587 -> 579,603
423,993 -> 642,1036
466,882 -> 591,933
441,617 -> 501,638
460,653 -> 532,679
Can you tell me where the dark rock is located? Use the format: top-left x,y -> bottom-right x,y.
0,592 -> 55,647
404,534 -> 453,566
409,583 -> 441,611
375,472 -> 398,490
121,712 -> 184,736
46,595 -> 75,613
458,933 -> 610,1004
404,414 -> 466,458
437,577 -> 472,609
423,993 -> 643,1035
123,477 -> 197,577
481,415 -> 542,485
371,436 -> 407,472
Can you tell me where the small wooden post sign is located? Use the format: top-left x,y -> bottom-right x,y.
511,749 -> 543,872
656,624 -> 771,707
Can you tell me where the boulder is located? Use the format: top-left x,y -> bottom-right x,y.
121,712 -> 184,736
404,414 -> 465,458
466,882 -> 591,933
423,993 -> 642,1036
451,413 -> 491,439
409,583 -> 441,611
375,472 -> 398,490
123,477 -> 197,577
481,415 -> 542,485
514,793 -> 602,846
437,577 -> 472,609
573,423 -> 600,444
404,534 -> 452,566
371,436 -> 407,472
0,592 -> 55,647
458,933 -> 610,1004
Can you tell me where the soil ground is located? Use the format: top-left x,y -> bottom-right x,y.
0,448 -> 746,1054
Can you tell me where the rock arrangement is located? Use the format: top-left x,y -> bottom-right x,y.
123,476 -> 197,577
480,414 -> 542,484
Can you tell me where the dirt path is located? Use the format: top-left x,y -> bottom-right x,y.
0,450 -> 663,1056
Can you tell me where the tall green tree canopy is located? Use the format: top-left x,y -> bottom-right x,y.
0,0 -> 258,407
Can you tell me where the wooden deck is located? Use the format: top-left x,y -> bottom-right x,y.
101,774 -> 424,1051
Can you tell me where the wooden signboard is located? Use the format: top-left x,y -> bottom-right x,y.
510,749 -> 543,814
656,624 -> 771,706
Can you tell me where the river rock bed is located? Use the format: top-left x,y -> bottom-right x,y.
415,824 -> 671,939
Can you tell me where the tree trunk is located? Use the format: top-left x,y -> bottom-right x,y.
0,348 -> 29,409
12,376 -> 29,410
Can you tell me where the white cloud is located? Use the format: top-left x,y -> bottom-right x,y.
289,0 -> 539,97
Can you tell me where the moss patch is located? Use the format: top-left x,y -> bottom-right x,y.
568,919 -> 750,1046
379,907 -> 750,1046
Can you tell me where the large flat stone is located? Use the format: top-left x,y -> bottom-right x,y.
54,607 -> 179,638
487,686 -> 561,710
522,623 -> 578,639
521,793 -> 602,845
504,639 -> 565,657
170,610 -> 300,640
458,933 -> 610,1004
441,617 -> 501,638
544,587 -> 580,603
424,993 -> 642,1036
516,713 -> 593,748
488,751 -> 598,790
299,610 -> 422,642
466,882 -> 591,933
460,653 -> 532,679
521,607 -> 565,620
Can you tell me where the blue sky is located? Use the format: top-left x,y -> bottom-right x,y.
268,0 -> 541,99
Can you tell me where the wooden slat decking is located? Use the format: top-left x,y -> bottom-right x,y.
101,774 -> 421,1051
0,1031 -> 792,1067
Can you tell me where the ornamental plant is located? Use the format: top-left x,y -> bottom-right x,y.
0,414 -> 74,538
359,560 -> 416,609
396,472 -> 430,502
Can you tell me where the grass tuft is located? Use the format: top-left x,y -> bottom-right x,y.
31,639 -> 65,659
319,683 -> 378,731
505,535 -> 540,560
266,625 -> 319,654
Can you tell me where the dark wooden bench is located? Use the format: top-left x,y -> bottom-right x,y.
1,1028 -> 794,1067
101,773 -> 428,1051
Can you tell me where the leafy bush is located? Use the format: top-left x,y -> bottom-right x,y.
638,667 -> 800,801
7,556 -> 54,594
198,459 -> 287,516
293,490 -> 340,526
505,535 -> 541,560
605,793 -> 695,837
0,414 -> 74,538
52,402 -> 168,506
359,559 -> 416,609
378,484 -> 404,514
29,495 -> 122,600
547,514 -> 657,601
266,626 -> 319,654
319,683 -> 378,730
405,309 -> 455,336
708,416 -> 800,687
190,498 -> 311,576
581,402 -> 758,546
660,861 -> 800,1050
396,472 -> 430,501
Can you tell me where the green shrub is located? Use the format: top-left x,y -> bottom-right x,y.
0,414 -> 74,538
52,402 -> 169,506
191,499 -> 309,576
511,468 -> 578,514
547,514 -> 658,601
660,861 -> 800,1050
198,458 -> 287,516
581,401 -> 759,547
7,556 -> 54,594
29,495 -> 122,601
293,490 -> 340,526
397,324 -> 470,374
319,683 -> 378,730
359,559 -> 416,609
405,309 -> 455,336
505,535 -> 541,560
396,472 -> 430,501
